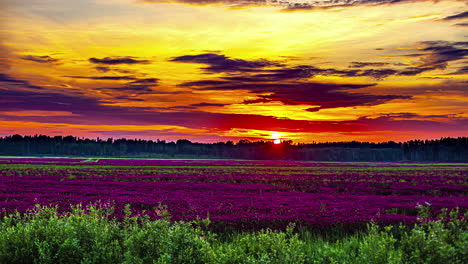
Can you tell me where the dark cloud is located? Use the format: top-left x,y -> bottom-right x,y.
1,76 -> 466,136
353,115 -> 468,132
174,53 -> 400,81
140,0 -> 430,10
190,102 -> 226,107
170,53 -> 282,73
381,112 -> 460,119
398,67 -> 428,76
173,45 -> 467,81
20,55 -> 59,63
128,78 -> 159,85
349,62 -> 392,68
442,11 -> 468,21
282,0 -> 428,11
231,65 -> 322,81
233,65 -> 399,80
398,41 -> 468,75
195,80 -> 409,110
382,80 -> 468,96
94,66 -> 135,74
89,56 -> 150,65
454,22 -> 468,27
178,80 -> 233,87
103,86 -> 154,93
0,73 -> 44,90
64,75 -> 136,80
448,65 -> 468,75
139,0 -> 267,7
173,52 -> 410,110
114,96 -> 146,101
97,78 -> 160,95
0,88 -> 101,113
323,68 -> 399,80
95,66 -> 111,72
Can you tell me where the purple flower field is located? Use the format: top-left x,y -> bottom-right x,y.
0,158 -> 467,230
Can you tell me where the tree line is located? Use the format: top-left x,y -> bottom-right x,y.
0,134 -> 467,162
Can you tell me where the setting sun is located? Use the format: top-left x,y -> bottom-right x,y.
273,139 -> 281,144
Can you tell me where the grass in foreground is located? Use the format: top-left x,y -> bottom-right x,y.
0,204 -> 466,264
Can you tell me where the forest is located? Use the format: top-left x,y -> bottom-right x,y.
0,134 -> 467,162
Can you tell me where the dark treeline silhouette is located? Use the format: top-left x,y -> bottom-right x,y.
0,134 -> 467,162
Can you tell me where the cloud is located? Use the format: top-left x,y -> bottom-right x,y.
128,78 -> 159,85
20,55 -> 60,63
139,0 -> 431,10
447,65 -> 468,75
349,62 -> 393,68
139,0 -> 267,7
454,22 -> 468,27
0,73 -> 44,90
190,102 -> 226,107
102,78 -> 159,94
1,76 -> 466,138
193,80 -> 409,110
226,65 -> 322,82
174,53 -> 401,81
178,80 -> 233,87
442,11 -> 468,21
173,52 -> 411,110
103,86 -> 154,94
94,66 -> 136,74
89,56 -> 150,65
0,87 -> 101,113
324,68 -> 399,80
95,66 -> 111,72
398,41 -> 468,75
353,115 -> 468,133
64,75 -> 136,80
380,112 -> 462,120
170,53 -> 282,73
173,45 -> 466,81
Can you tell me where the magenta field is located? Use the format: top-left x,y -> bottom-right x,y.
0,158 -> 467,231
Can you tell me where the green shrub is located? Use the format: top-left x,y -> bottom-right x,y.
207,223 -> 306,264
399,207 -> 467,264
0,204 -> 123,264
122,219 -> 209,264
0,204 -> 466,264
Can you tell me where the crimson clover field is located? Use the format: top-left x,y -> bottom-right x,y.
1,158 -> 466,231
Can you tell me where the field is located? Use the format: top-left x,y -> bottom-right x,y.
1,157 -> 467,263
1,158 -> 466,231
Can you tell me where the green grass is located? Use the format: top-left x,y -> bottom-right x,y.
0,204 -> 466,264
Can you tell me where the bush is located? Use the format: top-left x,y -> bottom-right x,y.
0,204 -> 123,264
399,206 -> 467,264
0,204 -> 466,264
207,224 -> 306,264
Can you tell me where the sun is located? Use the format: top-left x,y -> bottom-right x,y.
271,132 -> 283,144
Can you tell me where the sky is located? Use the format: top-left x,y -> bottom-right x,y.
0,0 -> 467,143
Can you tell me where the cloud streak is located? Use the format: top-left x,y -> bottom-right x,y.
170,53 -> 282,73
20,55 -> 60,63
174,53 -> 410,110
398,41 -> 468,75
0,74 -> 44,90
139,0 -> 433,10
89,56 -> 150,65
64,75 -> 136,80
442,11 -> 468,21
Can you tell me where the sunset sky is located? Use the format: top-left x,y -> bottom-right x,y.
1,0 -> 467,143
